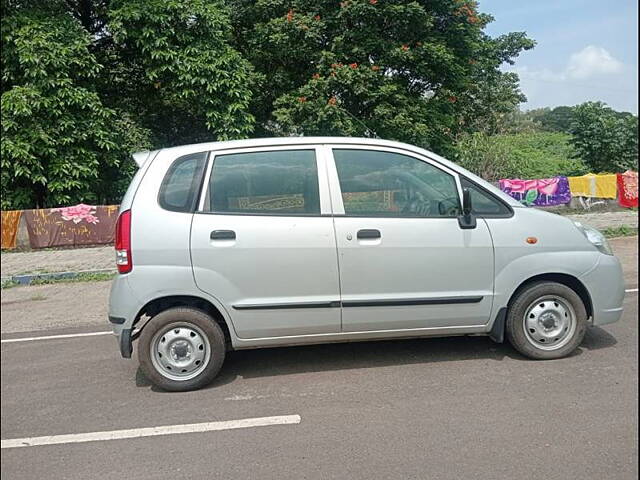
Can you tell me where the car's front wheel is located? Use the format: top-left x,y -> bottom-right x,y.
138,307 -> 226,391
506,281 -> 588,360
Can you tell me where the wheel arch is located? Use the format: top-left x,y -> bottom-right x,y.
133,295 -> 233,349
508,273 -> 593,318
491,272 -> 593,344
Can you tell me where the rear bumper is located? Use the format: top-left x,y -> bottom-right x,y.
108,276 -> 141,358
580,253 -> 625,326
109,317 -> 133,358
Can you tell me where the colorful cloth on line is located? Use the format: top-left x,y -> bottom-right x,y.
23,204 -> 119,248
567,173 -> 617,199
499,176 -> 572,207
617,170 -> 638,208
1,210 -> 23,249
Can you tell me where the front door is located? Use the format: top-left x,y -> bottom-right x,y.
327,146 -> 495,332
191,147 -> 341,339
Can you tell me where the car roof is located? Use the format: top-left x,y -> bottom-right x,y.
145,136 -> 522,207
158,136 -> 424,156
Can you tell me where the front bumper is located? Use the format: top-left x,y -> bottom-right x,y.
580,253 -> 625,326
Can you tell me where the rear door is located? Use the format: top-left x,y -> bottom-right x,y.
326,145 -> 495,332
190,146 -> 341,339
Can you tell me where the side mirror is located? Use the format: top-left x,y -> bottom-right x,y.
458,188 -> 477,229
463,188 -> 472,215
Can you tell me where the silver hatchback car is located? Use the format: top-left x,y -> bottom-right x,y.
109,137 -> 625,391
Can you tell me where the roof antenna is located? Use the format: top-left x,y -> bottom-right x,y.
339,106 -> 380,139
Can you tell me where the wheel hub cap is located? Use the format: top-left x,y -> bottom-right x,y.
540,313 -> 557,330
151,324 -> 211,381
523,296 -> 576,351
171,341 -> 190,360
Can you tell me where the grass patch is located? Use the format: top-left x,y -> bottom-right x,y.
29,271 -> 116,286
1,279 -> 20,289
602,225 -> 638,238
1,271 -> 116,289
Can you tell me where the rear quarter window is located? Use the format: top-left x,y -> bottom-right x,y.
158,152 -> 208,212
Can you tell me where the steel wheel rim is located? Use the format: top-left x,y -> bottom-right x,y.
150,322 -> 211,381
522,295 -> 577,351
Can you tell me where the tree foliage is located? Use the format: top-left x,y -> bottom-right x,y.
1,2 -> 150,208
1,0 -> 254,209
570,102 -> 638,173
16,0 -> 626,210
107,0 -> 255,144
230,0 -> 533,154
455,131 -> 587,181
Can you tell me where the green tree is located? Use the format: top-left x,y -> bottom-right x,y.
2,0 -> 538,209
1,2 -> 150,209
106,0 -> 255,145
493,108 -> 544,134
455,131 -> 587,181
454,132 -> 518,182
570,102 -> 638,173
230,0 -> 534,154
538,106 -> 574,133
1,0 -> 256,209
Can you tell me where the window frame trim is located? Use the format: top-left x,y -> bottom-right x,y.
196,145 -> 330,217
325,144 -> 464,219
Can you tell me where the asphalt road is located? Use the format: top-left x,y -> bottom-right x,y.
1,237 -> 638,480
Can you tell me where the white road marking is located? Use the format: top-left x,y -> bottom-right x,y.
626,288 -> 638,293
1,415 -> 301,449
0,331 -> 112,344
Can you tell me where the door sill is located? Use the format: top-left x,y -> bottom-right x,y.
232,324 -> 489,349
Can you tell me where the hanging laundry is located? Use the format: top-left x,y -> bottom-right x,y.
499,176 -> 572,207
567,173 -> 617,198
1,210 -> 22,249
23,204 -> 119,248
617,170 -> 638,208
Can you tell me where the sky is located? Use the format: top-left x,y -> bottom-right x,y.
478,0 -> 638,113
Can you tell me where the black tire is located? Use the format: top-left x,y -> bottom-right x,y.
506,281 -> 588,360
138,307 -> 226,391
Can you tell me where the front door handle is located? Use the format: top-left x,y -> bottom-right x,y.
210,230 -> 236,240
357,229 -> 381,239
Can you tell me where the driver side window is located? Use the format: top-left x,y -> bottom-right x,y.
333,149 -> 460,217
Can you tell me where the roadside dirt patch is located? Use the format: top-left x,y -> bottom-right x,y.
1,281 -> 110,334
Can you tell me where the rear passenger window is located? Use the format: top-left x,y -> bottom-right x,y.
158,152 -> 207,212
205,150 -> 320,215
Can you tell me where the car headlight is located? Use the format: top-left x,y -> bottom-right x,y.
573,221 -> 613,255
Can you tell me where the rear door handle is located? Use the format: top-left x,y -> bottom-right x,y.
210,230 -> 236,240
357,229 -> 381,239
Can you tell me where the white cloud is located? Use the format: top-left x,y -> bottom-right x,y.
565,45 -> 624,79
507,45 -> 637,113
514,46 -> 625,83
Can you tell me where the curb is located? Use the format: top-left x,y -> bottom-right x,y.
1,268 -> 116,286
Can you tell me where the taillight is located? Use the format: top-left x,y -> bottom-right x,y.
115,209 -> 132,274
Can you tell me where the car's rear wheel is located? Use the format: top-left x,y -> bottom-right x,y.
138,307 -> 226,391
506,281 -> 588,360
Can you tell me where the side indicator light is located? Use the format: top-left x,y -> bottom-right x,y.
526,237 -> 538,244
